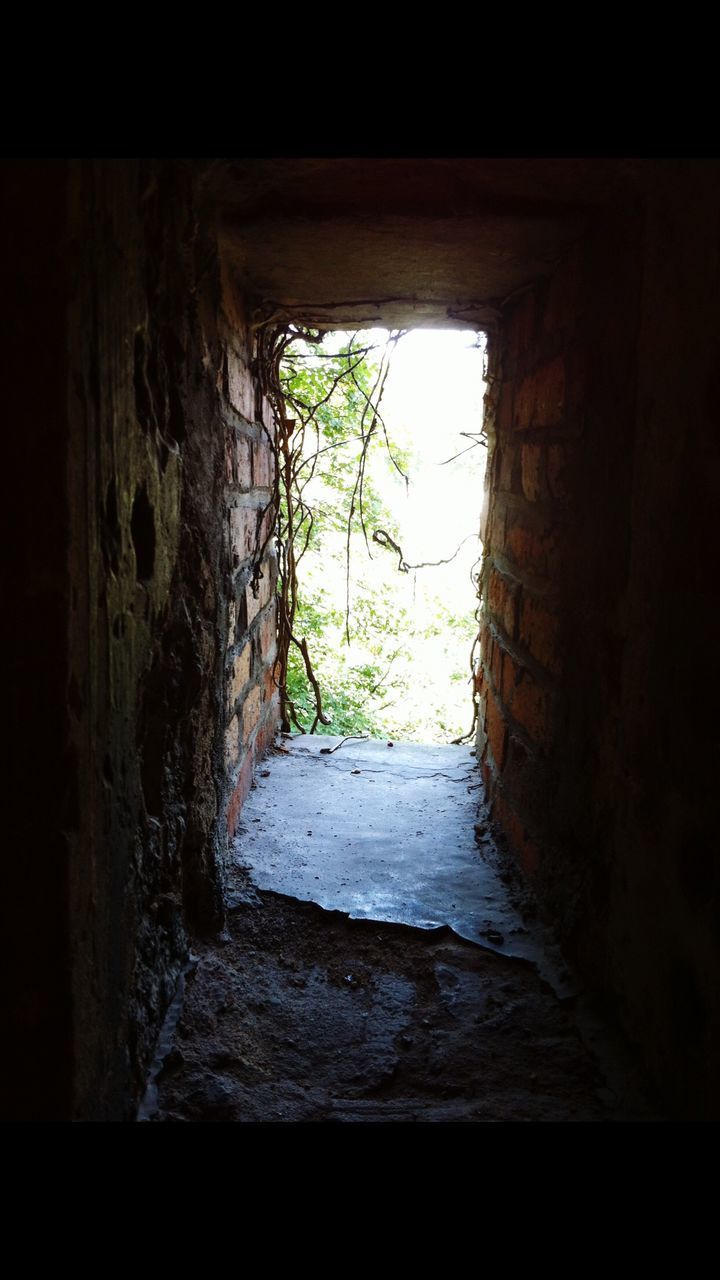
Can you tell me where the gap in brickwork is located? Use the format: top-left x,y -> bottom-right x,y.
279,327 -> 487,746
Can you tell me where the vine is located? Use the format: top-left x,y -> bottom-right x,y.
251,319 -> 486,741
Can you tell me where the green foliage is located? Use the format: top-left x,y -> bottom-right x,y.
279,331 -> 479,743
281,336 -> 404,556
285,576 -> 414,738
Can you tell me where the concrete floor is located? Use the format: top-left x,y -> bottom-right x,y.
147,735 -> 656,1121
234,735 -> 574,995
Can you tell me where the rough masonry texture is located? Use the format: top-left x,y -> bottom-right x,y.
220,265 -> 279,841
3,157 -> 720,1121
477,173 -> 720,1116
3,160 -> 279,1120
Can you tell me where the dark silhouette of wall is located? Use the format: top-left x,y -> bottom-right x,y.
3,161 -> 73,1120
478,166 -> 720,1116
2,160 -> 279,1120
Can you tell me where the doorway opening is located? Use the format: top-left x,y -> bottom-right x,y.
263,326 -> 488,746
231,322 -> 567,976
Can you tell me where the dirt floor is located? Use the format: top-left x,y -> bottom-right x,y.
149,866 -> 656,1123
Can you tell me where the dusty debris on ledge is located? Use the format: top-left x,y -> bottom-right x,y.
148,737 -> 655,1123
151,869 -> 654,1122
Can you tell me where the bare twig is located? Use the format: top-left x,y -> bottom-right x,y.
438,433 -> 488,466
254,322 -> 386,733
319,733 -> 370,754
256,321 -> 481,742
372,529 -> 479,574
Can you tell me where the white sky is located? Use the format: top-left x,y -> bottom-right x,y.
373,328 -> 486,614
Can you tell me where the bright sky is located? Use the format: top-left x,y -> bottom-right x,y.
357,327 -> 487,739
374,327 -> 487,615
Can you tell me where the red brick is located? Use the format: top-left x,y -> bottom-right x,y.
520,444 -> 544,502
489,632 -> 505,694
224,714 -> 240,768
263,664 -> 277,702
260,395 -> 274,432
235,435 -> 253,490
226,348 -> 255,421
514,374 -> 537,431
505,519 -> 559,578
226,701 -> 280,838
514,355 -> 565,430
227,752 -> 253,836
253,439 -> 274,490
498,443 -> 517,492
229,506 -> 257,562
500,648 -> 523,705
492,789 -> 540,876
534,355 -> 565,426
225,431 -> 252,487
258,605 -> 277,663
482,628 -> 493,680
507,669 -> 550,743
519,595 -> 561,675
227,644 -> 251,711
487,566 -> 517,638
229,504 -> 273,565
259,508 -> 274,549
248,583 -> 267,627
497,383 -> 514,434
254,703 -> 279,759
242,683 -> 263,740
547,443 -> 568,499
481,757 -> 495,795
484,687 -> 507,771
478,620 -> 492,663
246,570 -> 273,625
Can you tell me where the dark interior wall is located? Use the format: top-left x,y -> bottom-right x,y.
478,164 -> 720,1117
67,159 -> 230,1119
2,159 -> 279,1121
66,160 -> 281,1120
3,162 -> 73,1120
606,166 -> 720,1116
477,203 -> 644,881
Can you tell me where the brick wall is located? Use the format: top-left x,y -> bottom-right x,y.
477,172 -> 720,1116
477,210 -> 644,907
603,167 -> 720,1115
219,267 -> 280,841
476,242 -> 586,880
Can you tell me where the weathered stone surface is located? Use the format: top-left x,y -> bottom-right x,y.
9,160 -> 281,1122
